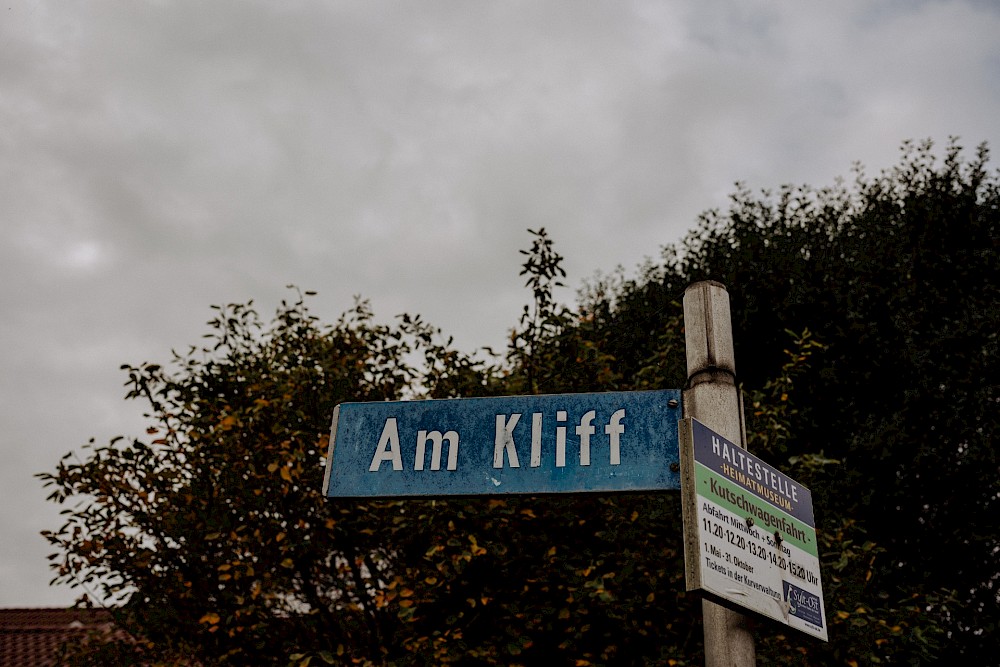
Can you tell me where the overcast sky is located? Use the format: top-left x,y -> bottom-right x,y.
3,0 -> 999,607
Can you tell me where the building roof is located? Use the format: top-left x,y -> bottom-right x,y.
0,608 -> 123,667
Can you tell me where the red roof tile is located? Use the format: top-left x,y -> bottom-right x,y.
0,608 -> 121,667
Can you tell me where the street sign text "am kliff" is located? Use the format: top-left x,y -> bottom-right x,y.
323,390 -> 681,497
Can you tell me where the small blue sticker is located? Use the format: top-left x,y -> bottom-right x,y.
783,580 -> 824,627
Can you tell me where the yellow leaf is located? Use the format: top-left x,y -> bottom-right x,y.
199,612 -> 220,625
280,466 -> 292,482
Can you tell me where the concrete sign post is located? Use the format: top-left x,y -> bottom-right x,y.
681,281 -> 757,667
323,389 -> 682,498
681,417 -> 828,641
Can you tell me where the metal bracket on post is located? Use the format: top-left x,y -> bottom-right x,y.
682,280 -> 756,667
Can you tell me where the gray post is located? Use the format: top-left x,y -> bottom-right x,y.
682,281 -> 756,667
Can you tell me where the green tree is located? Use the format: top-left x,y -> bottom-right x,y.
574,138 -> 997,661
507,228 -> 622,395
39,291 -> 489,665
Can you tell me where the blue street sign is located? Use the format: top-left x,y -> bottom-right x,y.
323,389 -> 682,497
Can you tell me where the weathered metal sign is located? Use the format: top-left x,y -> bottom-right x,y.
680,418 -> 828,641
323,390 -> 681,497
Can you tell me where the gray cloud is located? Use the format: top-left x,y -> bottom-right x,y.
2,0 -> 998,606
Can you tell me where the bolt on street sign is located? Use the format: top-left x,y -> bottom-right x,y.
323,389 -> 681,498
680,418 -> 828,641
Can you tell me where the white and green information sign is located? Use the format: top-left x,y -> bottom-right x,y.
680,418 -> 828,641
